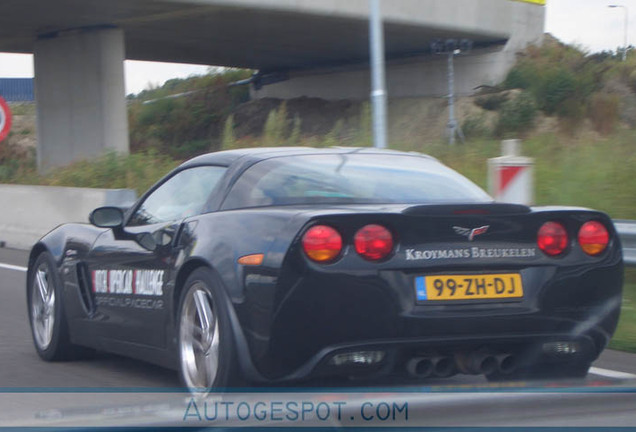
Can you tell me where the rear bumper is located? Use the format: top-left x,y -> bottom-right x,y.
289,332 -> 599,381
235,331 -> 603,384
234,260 -> 622,383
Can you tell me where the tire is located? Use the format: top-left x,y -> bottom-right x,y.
487,361 -> 591,382
177,267 -> 240,393
27,251 -> 91,361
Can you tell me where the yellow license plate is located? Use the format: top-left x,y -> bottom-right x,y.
415,274 -> 523,301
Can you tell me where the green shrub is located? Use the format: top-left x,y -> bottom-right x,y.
556,97 -> 586,134
628,69 -> 636,93
320,119 -> 345,148
536,67 -> 577,115
503,40 -> 604,120
496,92 -> 537,137
462,114 -> 493,138
262,102 -> 290,146
172,139 -> 211,158
353,102 -> 372,146
503,64 -> 535,90
128,69 -> 252,157
45,151 -> 178,195
288,115 -> 302,145
474,94 -> 508,111
7,104 -> 35,116
221,115 -> 237,150
0,140 -> 37,184
588,92 -> 620,135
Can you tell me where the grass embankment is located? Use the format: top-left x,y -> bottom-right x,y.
0,151 -> 179,196
43,151 -> 179,195
426,130 -> 636,219
13,128 -> 636,217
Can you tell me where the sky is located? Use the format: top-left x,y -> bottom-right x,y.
0,0 -> 634,95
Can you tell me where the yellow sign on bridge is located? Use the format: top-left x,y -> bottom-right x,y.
513,0 -> 546,5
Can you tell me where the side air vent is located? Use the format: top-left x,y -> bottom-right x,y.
76,263 -> 95,315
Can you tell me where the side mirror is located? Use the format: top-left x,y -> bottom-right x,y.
89,207 -> 125,229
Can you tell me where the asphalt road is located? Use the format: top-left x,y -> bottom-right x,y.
2,247 -> 636,428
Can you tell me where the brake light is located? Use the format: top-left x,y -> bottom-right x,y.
354,224 -> 394,261
302,225 -> 342,263
537,221 -> 568,256
578,221 -> 609,256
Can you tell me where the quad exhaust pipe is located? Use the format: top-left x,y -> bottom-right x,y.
406,355 -> 457,378
455,350 -> 498,375
454,350 -> 518,375
432,356 -> 457,378
495,353 -> 517,375
407,350 -> 517,378
406,357 -> 434,378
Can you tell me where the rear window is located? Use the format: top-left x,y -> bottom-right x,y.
222,154 -> 491,210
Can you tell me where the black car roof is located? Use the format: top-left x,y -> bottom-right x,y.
179,146 -> 436,169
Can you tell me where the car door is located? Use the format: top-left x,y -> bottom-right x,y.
85,165 -> 227,350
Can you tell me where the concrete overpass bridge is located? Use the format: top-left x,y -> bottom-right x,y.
0,0 -> 545,170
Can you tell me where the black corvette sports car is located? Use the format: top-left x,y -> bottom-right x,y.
27,147 -> 622,390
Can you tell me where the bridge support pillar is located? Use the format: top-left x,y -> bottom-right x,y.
34,27 -> 129,171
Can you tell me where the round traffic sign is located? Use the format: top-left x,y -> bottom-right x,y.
0,96 -> 13,143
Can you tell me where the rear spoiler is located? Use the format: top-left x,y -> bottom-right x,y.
402,203 -> 531,216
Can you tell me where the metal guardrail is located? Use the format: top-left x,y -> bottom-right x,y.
614,220 -> 636,266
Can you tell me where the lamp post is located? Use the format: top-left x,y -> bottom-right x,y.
446,48 -> 460,146
369,0 -> 388,149
609,4 -> 629,61
431,39 -> 472,145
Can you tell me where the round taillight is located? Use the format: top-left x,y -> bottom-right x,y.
537,221 -> 568,256
578,221 -> 609,256
302,225 -> 343,263
354,224 -> 394,261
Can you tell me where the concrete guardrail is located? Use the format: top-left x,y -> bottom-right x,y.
0,185 -> 136,250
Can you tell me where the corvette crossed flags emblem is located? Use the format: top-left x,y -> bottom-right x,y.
453,225 -> 490,241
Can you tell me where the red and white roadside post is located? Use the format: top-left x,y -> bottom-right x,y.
488,139 -> 534,205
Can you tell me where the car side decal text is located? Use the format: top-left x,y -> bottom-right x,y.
92,269 -> 164,296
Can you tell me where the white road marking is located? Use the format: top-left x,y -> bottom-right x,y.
589,367 -> 636,379
0,263 -> 27,272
